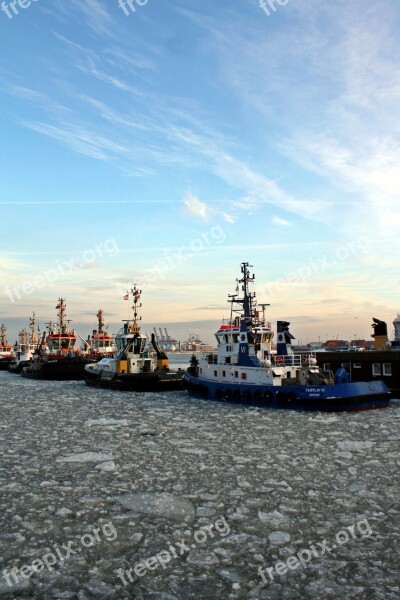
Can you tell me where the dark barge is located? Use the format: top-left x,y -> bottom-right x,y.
316,318 -> 400,395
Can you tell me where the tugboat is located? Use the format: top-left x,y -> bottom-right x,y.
22,299 -> 89,380
183,262 -> 391,411
8,313 -> 40,373
0,324 -> 14,370
87,310 -> 115,359
84,286 -> 185,391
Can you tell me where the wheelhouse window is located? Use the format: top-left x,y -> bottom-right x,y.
134,338 -> 145,354
383,363 -> 392,376
353,362 -> 361,368
372,363 -> 381,376
115,338 -> 126,352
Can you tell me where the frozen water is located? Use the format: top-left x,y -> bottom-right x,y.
258,510 -> 287,529
116,492 -> 195,522
57,452 -> 115,463
196,506 -> 217,518
268,531 -> 291,545
94,461 -> 117,472
0,373 -> 399,599
186,548 -> 220,566
85,418 -> 129,427
337,440 -> 375,451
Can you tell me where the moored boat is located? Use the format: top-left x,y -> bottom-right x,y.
86,310 -> 115,359
183,262 -> 391,411
22,299 -> 89,380
8,314 -> 40,373
84,287 -> 184,391
0,324 -> 14,370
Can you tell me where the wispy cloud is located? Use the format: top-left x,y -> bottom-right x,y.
4,0 -> 400,242
183,192 -> 208,219
5,84 -> 46,102
0,6 -> 333,226
76,57 -> 146,96
175,0 -> 400,242
62,0 -> 115,36
272,216 -> 292,226
19,120 -> 129,161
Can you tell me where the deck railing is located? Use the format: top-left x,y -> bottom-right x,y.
272,354 -> 304,367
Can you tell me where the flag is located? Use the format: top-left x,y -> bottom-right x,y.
123,293 -> 129,300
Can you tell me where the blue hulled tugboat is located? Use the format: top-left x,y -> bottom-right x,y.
183,262 -> 391,411
84,286 -> 185,391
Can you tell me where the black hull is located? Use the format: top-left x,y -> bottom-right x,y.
316,349 -> 400,394
8,360 -> 32,374
21,357 -> 89,380
0,358 -> 14,371
84,369 -> 185,392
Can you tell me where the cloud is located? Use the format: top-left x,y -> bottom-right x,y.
183,192 -> 208,220
272,216 -> 292,226
222,213 -> 235,224
65,0 -> 115,36
191,305 -> 226,311
19,119 -> 128,161
5,84 -> 46,102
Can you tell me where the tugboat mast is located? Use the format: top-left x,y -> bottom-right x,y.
122,286 -> 142,334
29,312 -> 37,344
97,309 -> 105,334
130,285 -> 142,333
56,298 -> 67,334
228,262 -> 256,322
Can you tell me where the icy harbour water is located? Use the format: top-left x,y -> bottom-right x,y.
0,371 -> 399,599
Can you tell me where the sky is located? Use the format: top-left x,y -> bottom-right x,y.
1,0 -> 400,345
